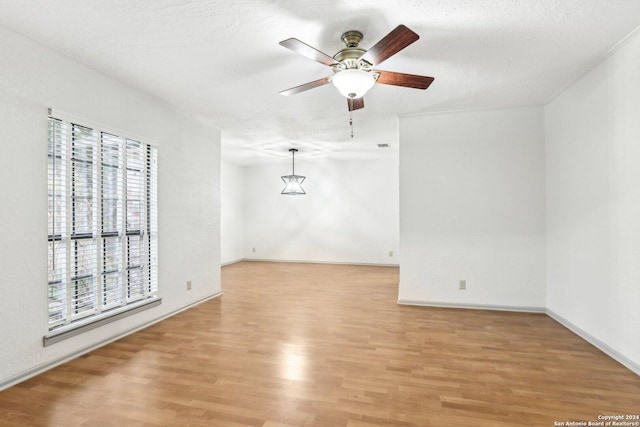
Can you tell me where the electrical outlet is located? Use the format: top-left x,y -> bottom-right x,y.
389,250 -> 394,257
459,280 -> 466,290
187,280 -> 192,291
252,247 -> 256,253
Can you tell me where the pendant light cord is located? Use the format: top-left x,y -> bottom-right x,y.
289,148 -> 297,175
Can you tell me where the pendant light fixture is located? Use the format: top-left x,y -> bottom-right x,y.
281,148 -> 306,195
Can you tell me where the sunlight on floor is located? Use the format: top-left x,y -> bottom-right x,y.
281,344 -> 306,381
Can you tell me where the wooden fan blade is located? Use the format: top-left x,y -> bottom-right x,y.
279,38 -> 338,67
347,97 -> 364,111
359,25 -> 419,66
279,76 -> 332,96
375,70 -> 434,90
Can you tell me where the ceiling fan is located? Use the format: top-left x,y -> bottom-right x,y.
279,25 -> 434,111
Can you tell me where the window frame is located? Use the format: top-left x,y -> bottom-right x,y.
45,110 -> 159,345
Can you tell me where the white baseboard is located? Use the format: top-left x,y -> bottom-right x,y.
546,308 -> 640,376
221,258 -> 244,267
397,299 -> 546,313
238,258 -> 400,268
0,291 -> 223,391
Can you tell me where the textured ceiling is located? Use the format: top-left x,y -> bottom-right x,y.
1,0 -> 639,165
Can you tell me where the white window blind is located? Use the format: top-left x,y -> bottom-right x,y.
47,114 -> 158,335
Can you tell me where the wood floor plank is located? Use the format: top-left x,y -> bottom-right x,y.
1,261 -> 639,426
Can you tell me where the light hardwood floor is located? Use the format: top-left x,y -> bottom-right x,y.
1,261 -> 639,426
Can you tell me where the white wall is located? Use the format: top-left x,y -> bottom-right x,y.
399,107 -> 546,309
0,25 -> 221,388
221,161 -> 244,264
242,159 -> 399,265
545,29 -> 640,371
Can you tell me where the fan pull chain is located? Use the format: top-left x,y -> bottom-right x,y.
349,110 -> 354,138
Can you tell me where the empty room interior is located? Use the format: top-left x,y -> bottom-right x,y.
1,1 -> 640,426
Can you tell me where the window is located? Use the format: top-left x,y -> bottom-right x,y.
47,113 -> 158,339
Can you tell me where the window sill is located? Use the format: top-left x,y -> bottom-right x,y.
43,297 -> 162,346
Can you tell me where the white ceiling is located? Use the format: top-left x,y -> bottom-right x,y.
1,1 -> 639,165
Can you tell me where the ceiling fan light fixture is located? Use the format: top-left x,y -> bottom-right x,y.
332,69 -> 375,99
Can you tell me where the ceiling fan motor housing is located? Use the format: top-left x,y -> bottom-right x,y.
333,31 -> 371,71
